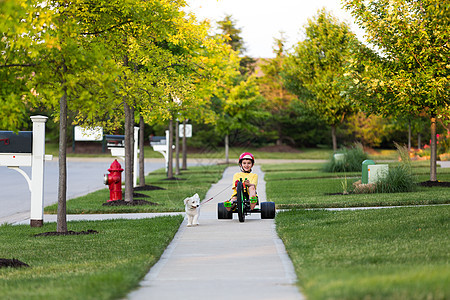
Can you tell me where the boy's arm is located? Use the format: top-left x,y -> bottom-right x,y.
249,173 -> 258,188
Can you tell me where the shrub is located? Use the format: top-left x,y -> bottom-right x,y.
323,143 -> 369,172
375,164 -> 417,193
375,143 -> 416,193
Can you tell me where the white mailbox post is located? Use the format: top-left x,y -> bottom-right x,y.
150,130 -> 173,172
0,116 -> 52,227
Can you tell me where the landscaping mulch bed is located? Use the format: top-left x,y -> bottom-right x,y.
0,258 -> 30,268
34,230 -> 99,237
133,192 -> 150,198
102,199 -> 158,206
418,181 -> 450,187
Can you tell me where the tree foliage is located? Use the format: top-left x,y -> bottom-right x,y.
344,0 -> 450,180
344,0 -> 449,119
282,9 -> 360,150
258,35 -> 298,145
0,0 -> 241,228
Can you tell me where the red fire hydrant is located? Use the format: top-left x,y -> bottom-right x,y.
104,159 -> 123,201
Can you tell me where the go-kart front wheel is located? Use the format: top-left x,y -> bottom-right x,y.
261,202 -> 276,219
217,203 -> 233,219
236,181 -> 245,222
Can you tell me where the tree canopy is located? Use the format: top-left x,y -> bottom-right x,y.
344,0 -> 450,180
282,9 -> 360,150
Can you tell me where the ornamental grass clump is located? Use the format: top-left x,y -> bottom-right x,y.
375,143 -> 417,193
375,164 -> 417,193
323,143 -> 368,172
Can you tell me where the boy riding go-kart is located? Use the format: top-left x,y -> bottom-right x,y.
217,152 -> 275,222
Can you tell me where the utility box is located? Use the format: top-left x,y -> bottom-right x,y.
361,159 -> 375,184
368,164 -> 389,184
334,153 -> 345,162
0,131 -> 32,153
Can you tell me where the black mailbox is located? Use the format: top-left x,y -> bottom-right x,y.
105,135 -> 125,147
150,136 -> 166,146
0,131 -> 32,153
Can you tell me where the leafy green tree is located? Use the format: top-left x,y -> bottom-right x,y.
0,0 -> 49,130
1,1 -> 122,232
210,15 -> 264,162
1,0 -> 120,232
282,9 -> 360,151
258,35 -> 298,146
136,13 -> 239,176
215,76 -> 269,160
37,2 -> 119,232
344,0 -> 450,181
343,112 -> 386,147
74,0 -> 215,183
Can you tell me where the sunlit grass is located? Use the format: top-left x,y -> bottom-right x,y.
276,206 -> 450,299
45,164 -> 227,214
263,162 -> 450,208
0,216 -> 183,300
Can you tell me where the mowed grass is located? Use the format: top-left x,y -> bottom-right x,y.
263,162 -> 450,208
44,164 -> 227,214
0,216 -> 183,300
265,161 -> 450,299
276,206 -> 450,299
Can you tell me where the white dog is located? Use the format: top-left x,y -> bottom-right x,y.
184,193 -> 200,227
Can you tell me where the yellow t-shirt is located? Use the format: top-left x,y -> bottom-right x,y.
231,172 -> 258,197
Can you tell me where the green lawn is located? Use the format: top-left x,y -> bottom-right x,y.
263,162 -> 450,208
46,143 -> 400,161
0,216 -> 183,300
276,207 -> 450,300
265,161 -> 450,299
44,164 -> 227,214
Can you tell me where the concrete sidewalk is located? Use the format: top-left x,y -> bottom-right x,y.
126,166 -> 304,300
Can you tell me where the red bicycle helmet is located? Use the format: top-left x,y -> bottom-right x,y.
239,152 -> 254,164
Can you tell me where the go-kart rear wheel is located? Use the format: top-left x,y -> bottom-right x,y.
236,181 -> 245,222
218,202 -> 232,219
261,202 -> 276,219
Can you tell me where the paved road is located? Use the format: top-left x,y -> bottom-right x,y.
0,158 -> 192,223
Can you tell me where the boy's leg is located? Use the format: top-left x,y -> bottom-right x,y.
248,186 -> 258,210
224,197 -> 237,211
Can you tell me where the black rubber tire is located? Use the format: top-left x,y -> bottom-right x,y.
236,181 -> 245,222
261,202 -> 276,219
217,203 -> 233,219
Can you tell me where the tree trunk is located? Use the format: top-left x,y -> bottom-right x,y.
276,125 -> 283,146
175,120 -> 180,175
225,134 -> 229,164
57,88 -> 68,233
430,116 -> 437,181
167,119 -> 174,178
408,121 -> 412,151
418,133 -> 421,150
139,115 -> 145,187
124,101 -> 134,202
182,119 -> 187,170
331,125 -> 337,151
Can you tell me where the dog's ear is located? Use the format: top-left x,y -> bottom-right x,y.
184,198 -> 189,205
193,193 -> 199,200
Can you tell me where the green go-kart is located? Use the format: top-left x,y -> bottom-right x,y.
217,179 -> 275,222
